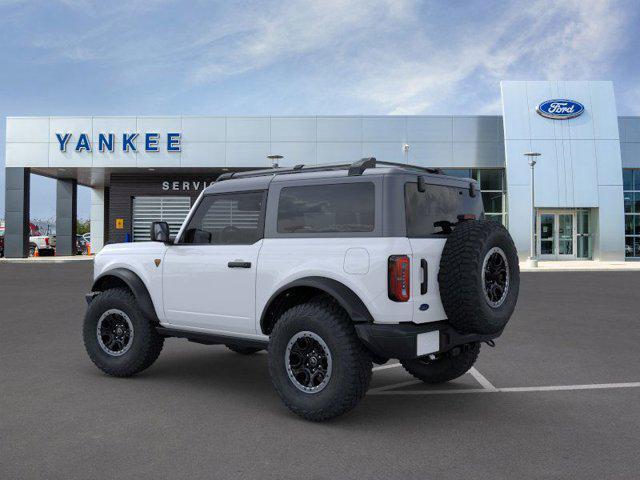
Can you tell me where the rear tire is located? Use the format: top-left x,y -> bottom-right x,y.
268,298 -> 372,421
83,288 -> 164,377
226,345 -> 263,355
401,342 -> 480,384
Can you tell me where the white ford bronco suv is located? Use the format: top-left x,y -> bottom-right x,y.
83,158 -> 519,421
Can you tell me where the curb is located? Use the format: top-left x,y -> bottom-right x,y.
0,257 -> 94,264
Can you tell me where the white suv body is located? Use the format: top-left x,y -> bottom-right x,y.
94,236 -> 446,335
85,159 -> 519,421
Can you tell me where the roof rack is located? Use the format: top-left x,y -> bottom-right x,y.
215,157 -> 442,182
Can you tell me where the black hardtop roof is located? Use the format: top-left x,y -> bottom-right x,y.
203,158 -> 474,194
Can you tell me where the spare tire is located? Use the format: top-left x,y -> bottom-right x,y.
438,219 -> 519,334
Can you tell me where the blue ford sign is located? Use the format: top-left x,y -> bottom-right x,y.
55,132 -> 181,153
536,99 -> 584,120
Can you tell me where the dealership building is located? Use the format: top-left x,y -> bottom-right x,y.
3,80 -> 640,260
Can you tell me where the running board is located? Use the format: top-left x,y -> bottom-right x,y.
156,327 -> 269,349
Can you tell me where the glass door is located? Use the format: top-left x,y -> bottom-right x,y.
536,211 -> 577,260
538,213 -> 555,258
557,213 -> 575,258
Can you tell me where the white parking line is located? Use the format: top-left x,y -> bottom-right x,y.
371,363 -> 496,391
372,362 -> 402,372
468,367 -> 497,391
498,382 -> 640,393
368,382 -> 640,396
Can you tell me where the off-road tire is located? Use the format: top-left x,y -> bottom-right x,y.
438,219 -> 519,334
268,298 -> 372,421
83,288 -> 164,377
401,342 -> 480,384
226,345 -> 263,355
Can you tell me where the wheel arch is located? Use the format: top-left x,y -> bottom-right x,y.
92,268 -> 159,322
259,276 -> 374,335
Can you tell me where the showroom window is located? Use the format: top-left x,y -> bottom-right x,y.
440,169 -> 507,225
623,169 -> 640,259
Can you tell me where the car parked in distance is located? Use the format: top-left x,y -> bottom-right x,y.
29,223 -> 55,256
77,235 -> 89,255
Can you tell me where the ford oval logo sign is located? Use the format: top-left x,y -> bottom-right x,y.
536,99 -> 584,120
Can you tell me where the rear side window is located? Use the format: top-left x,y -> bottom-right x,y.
277,183 -> 375,233
405,182 -> 482,236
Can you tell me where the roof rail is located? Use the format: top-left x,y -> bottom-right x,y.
347,158 -> 443,176
214,157 -> 443,182
373,160 -> 443,175
348,157 -> 377,176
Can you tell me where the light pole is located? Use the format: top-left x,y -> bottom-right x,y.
267,154 -> 283,168
402,144 -> 410,163
525,152 -> 541,267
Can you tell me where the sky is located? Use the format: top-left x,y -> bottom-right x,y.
1,0 -> 639,220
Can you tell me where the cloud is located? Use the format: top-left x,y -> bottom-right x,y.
9,0 -> 636,114
350,0 -> 630,113
188,0 -> 416,85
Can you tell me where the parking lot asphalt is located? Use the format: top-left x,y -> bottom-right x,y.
1,262 -> 639,480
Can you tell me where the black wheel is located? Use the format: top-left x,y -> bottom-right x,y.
438,220 -> 520,334
226,345 -> 263,355
268,298 -> 372,421
29,244 -> 36,257
83,288 -> 164,377
401,342 -> 480,384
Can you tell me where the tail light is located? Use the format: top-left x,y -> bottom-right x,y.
44,237 -> 49,246
388,255 -> 410,302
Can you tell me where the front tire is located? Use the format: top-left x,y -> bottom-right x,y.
83,288 -> 164,377
268,299 -> 372,421
400,342 -> 480,384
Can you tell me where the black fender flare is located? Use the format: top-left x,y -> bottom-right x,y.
259,276 -> 374,334
91,268 -> 159,322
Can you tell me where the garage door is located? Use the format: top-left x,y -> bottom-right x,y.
132,196 -> 191,242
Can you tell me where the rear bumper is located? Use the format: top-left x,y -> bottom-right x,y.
354,321 -> 502,360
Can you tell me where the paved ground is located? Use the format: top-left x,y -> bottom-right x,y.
1,263 -> 639,479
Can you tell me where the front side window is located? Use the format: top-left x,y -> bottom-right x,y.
182,191 -> 264,245
277,183 -> 375,234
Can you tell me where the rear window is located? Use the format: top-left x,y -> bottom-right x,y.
277,183 -> 375,233
405,182 -> 483,236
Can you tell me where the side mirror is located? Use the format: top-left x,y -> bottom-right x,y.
150,221 -> 170,243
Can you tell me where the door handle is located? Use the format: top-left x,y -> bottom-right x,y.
228,261 -> 251,268
420,259 -> 428,295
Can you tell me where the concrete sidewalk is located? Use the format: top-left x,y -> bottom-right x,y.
1,255 -> 639,271
0,255 -> 93,264
520,259 -> 640,271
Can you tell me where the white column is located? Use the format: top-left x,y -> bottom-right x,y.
90,187 -> 105,253
596,186 -> 625,261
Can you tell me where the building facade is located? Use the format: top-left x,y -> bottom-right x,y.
4,80 -> 640,260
